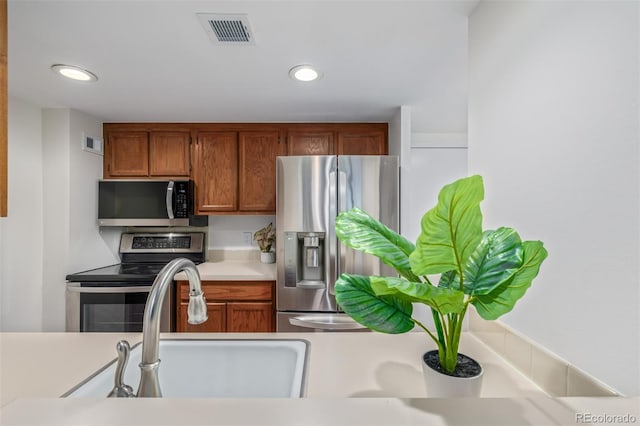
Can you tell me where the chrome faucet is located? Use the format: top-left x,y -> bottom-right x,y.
107,258 -> 208,398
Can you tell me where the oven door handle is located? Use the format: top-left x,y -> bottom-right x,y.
66,285 -> 152,294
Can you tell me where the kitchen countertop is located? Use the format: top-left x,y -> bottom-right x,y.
1,332 -> 637,425
174,259 -> 276,281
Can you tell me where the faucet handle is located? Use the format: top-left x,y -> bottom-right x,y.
107,340 -> 135,398
188,292 -> 209,325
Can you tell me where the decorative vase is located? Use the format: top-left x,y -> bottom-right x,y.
421,350 -> 483,397
260,251 -> 275,264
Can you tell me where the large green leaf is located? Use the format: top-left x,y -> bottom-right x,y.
463,227 -> 524,296
409,175 -> 484,277
472,240 -> 548,320
335,273 -> 414,334
370,276 -> 464,315
438,270 -> 457,289
336,207 -> 417,279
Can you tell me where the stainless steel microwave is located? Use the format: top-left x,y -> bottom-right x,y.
98,179 -> 207,227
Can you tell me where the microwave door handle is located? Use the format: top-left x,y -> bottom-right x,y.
166,181 -> 175,219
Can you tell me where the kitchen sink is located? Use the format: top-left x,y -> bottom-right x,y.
63,339 -> 309,398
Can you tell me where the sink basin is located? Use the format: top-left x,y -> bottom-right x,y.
63,339 -> 309,398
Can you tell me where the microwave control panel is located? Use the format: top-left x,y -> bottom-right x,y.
174,182 -> 189,218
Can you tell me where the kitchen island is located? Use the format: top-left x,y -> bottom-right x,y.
1,332 -> 637,425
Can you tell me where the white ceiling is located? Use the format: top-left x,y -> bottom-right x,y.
8,0 -> 478,133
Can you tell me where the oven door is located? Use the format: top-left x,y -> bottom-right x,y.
65,283 -> 173,332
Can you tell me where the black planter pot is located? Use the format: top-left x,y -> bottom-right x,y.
421,350 -> 484,397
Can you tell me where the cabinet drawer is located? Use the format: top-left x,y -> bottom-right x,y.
178,281 -> 273,301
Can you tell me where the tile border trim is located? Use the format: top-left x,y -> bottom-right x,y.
468,309 -> 621,397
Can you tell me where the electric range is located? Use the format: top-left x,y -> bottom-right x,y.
65,232 -> 205,332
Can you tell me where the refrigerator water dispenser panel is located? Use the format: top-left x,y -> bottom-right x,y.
283,231 -> 325,289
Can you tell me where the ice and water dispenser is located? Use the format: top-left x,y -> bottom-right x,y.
283,232 -> 326,288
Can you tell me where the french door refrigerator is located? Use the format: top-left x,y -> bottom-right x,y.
276,155 -> 399,331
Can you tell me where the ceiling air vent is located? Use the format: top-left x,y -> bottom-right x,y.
197,13 -> 255,45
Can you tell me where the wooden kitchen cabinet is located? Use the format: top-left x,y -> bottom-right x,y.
102,122 -> 388,215
192,128 -> 285,214
176,280 -> 275,332
104,131 -> 149,177
193,131 -> 238,213
227,302 -> 273,332
286,129 -> 333,155
178,301 -> 226,332
285,124 -> 387,156
238,130 -> 286,212
336,127 -> 387,155
103,127 -> 191,178
149,131 -> 191,176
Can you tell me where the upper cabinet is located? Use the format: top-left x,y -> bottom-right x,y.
103,125 -> 191,178
193,131 -> 238,213
238,130 -> 286,212
336,127 -> 387,156
286,129 -> 333,155
103,122 -> 388,215
286,124 -> 387,156
192,129 -> 285,215
148,131 -> 191,176
104,131 -> 149,177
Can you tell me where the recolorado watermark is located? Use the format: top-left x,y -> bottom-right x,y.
576,412 -> 638,424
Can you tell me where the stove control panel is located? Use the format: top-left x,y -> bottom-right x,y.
119,232 -> 205,254
132,236 -> 191,250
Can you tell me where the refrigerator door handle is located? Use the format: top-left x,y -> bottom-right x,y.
336,169 -> 349,293
328,169 -> 338,296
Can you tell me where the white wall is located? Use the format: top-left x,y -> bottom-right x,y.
0,97 -> 44,331
390,105 -> 470,329
403,134 -> 468,244
208,215 -> 275,250
1,100 -> 116,331
68,111 -> 119,272
42,109 -> 71,331
469,1 -> 639,395
41,109 -> 117,331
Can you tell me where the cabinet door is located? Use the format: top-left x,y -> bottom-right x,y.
194,132 -> 238,213
336,129 -> 387,155
238,130 -> 286,212
287,130 -> 333,155
149,131 -> 190,177
227,302 -> 273,332
105,131 -> 149,177
178,302 -> 226,332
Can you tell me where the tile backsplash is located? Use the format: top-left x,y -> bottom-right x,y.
468,309 -> 620,397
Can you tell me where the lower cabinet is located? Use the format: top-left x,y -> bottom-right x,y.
176,280 -> 275,332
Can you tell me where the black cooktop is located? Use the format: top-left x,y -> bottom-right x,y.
65,263 -> 174,283
65,232 -> 205,284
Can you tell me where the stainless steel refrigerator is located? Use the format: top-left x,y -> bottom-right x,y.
276,155 -> 399,331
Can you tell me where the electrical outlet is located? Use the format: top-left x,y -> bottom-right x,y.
242,232 -> 253,246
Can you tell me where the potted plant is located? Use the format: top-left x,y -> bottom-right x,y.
334,175 -> 548,396
254,222 -> 276,264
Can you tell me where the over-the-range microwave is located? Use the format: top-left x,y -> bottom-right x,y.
97,179 -> 208,227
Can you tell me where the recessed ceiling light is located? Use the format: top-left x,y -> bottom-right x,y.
51,64 -> 98,82
289,64 -> 322,82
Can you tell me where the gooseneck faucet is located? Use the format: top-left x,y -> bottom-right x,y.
136,258 -> 208,397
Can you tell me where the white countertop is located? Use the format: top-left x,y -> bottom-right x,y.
1,332 -> 637,425
174,252 -> 276,281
